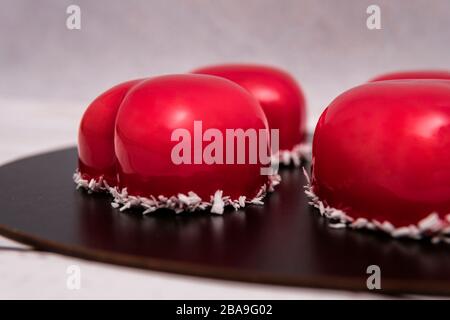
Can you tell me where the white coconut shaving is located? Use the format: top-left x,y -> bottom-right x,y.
273,142 -> 311,167
73,171 -> 281,215
302,168 -> 450,243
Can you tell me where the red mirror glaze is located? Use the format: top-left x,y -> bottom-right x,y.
78,79 -> 144,185
370,70 -> 450,82
312,80 -> 450,228
78,74 -> 271,203
192,64 -> 306,153
115,74 -> 270,200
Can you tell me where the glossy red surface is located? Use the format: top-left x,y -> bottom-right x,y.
115,74 -> 270,199
79,74 -> 270,200
371,70 -> 450,82
78,79 -> 144,185
312,80 -> 450,227
192,64 -> 306,152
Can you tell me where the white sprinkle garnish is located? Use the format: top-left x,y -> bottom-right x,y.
302,169 -> 450,243
391,227 -> 411,238
418,213 -> 442,232
73,170 -> 278,215
302,167 -> 311,185
318,201 -> 326,215
274,142 -> 311,167
121,202 -> 133,211
238,196 -> 246,208
329,209 -> 345,220
350,218 -> 368,229
211,190 -> 225,214
329,223 -> 346,229
381,221 -> 395,233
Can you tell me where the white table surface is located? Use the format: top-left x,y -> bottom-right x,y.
0,97 -> 420,300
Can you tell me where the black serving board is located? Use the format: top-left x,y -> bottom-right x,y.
0,147 -> 449,296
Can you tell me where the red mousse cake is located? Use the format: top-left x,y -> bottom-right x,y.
75,74 -> 280,214
371,70 -> 450,82
306,80 -> 450,242
193,64 -> 309,166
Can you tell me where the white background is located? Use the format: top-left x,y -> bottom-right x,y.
0,0 -> 449,299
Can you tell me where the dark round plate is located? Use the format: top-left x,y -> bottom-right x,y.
0,147 -> 449,296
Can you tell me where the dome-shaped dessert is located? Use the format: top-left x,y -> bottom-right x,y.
193,64 -> 308,166
75,74 -> 279,214
78,79 -> 144,186
306,80 -> 450,242
371,70 -> 450,82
